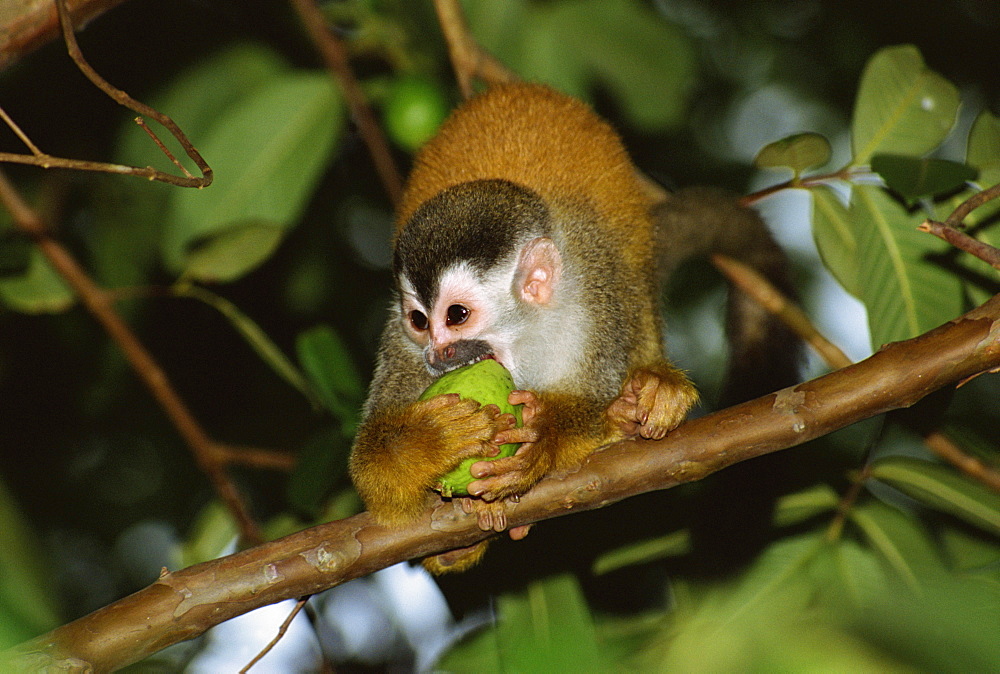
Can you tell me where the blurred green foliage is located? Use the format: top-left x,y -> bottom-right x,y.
0,0 -> 997,670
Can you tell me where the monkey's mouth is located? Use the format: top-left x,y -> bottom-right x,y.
430,342 -> 500,376
451,352 -> 498,371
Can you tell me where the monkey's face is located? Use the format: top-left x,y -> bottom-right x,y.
399,260 -> 521,377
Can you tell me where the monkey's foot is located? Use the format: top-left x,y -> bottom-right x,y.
607,365 -> 698,440
460,496 -> 532,538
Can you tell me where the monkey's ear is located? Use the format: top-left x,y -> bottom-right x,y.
516,237 -> 561,306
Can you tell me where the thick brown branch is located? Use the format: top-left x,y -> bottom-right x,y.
11,292 -> 1000,672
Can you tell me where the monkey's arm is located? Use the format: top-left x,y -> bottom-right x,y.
349,324 -> 513,525
469,359 -> 697,504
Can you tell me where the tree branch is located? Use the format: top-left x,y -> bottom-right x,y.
0,169 -> 262,545
287,0 -> 403,206
10,292 -> 1000,671
0,0 -> 213,188
433,0 -> 518,98
0,0 -> 131,70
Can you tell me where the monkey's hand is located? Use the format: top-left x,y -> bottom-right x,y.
465,390 -> 549,511
350,394 -> 513,525
607,364 -> 699,440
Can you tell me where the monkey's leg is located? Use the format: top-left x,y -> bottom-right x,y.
606,363 -> 699,440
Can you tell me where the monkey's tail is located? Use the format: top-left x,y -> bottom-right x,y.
422,540 -> 490,575
653,185 -> 802,406
653,185 -> 804,577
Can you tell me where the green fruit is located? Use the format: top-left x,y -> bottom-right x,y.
383,75 -> 449,152
418,359 -> 522,497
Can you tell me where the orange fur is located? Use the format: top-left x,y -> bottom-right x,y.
398,83 -> 655,272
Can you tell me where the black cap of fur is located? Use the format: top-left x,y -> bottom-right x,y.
394,179 -> 549,307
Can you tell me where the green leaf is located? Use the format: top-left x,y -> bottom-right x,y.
812,537 -> 892,609
848,500 -> 943,591
871,154 -> 978,204
850,184 -> 963,348
0,478 -> 60,647
754,133 -> 832,175
939,525 -> 1000,578
592,529 -> 690,575
496,574 -> 607,671
0,228 -> 31,277
181,221 -> 286,283
164,71 -> 343,279
116,42 -> 291,172
95,44 -> 292,292
851,45 -> 959,165
476,0 -> 696,132
967,109 -> 1000,171
870,456 -> 1000,535
179,501 -> 239,568
851,565 -> 1000,671
639,534 -> 829,671
810,185 -> 859,296
296,324 -> 364,428
773,483 -> 840,528
0,247 -> 74,314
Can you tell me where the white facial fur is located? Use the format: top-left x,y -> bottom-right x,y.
398,245 -> 586,390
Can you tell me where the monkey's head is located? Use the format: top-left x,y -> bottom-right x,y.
393,179 -> 566,384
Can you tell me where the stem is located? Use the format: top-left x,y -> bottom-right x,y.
0,170 -> 262,545
287,0 -> 403,206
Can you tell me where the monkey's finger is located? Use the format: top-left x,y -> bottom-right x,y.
508,390 -> 542,421
495,413 -> 518,430
460,497 -> 476,515
419,393 -> 462,410
494,426 -> 539,446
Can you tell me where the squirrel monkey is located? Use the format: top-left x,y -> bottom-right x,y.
349,82 -> 792,574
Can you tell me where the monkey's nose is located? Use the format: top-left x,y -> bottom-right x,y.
434,344 -> 456,364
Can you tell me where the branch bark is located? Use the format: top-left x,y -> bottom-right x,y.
9,292 -> 1000,672
0,0 -> 130,70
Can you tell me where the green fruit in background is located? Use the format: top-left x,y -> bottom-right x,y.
383,75 -> 449,152
419,359 -> 523,497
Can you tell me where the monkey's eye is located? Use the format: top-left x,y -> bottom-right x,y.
446,304 -> 470,326
409,310 -> 429,331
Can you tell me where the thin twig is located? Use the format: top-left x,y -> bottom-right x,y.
0,1 -> 211,188
711,253 -> 853,369
433,0 -> 518,98
945,180 -> 1000,227
219,445 -> 297,472
287,0 -> 402,206
918,219 -> 1000,271
54,0 -> 211,187
0,105 -> 44,155
135,117 -> 195,180
0,169 -> 263,544
827,463 -> 874,542
710,253 -> 1000,491
739,167 -> 858,207
239,597 -> 310,673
